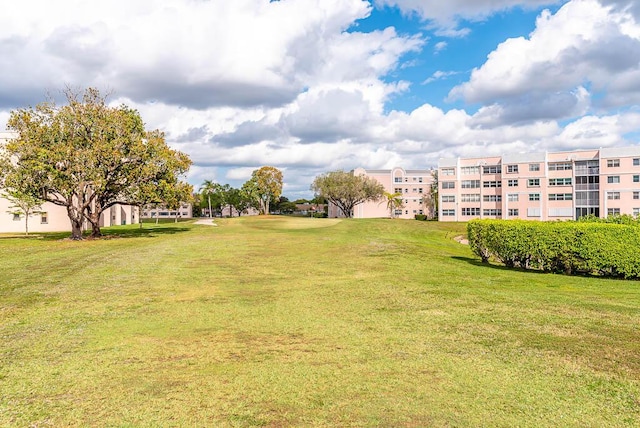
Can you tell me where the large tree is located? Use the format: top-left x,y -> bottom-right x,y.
226,187 -> 252,217
243,166 -> 283,214
2,88 -> 191,239
311,170 -> 385,218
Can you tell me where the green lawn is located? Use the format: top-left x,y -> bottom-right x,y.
1,217 -> 639,427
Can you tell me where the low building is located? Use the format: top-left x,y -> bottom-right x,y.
438,147 -> 640,221
142,204 -> 192,220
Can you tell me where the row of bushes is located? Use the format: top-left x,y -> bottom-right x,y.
467,219 -> 640,279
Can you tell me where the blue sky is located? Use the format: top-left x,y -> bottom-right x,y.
1,0 -> 640,198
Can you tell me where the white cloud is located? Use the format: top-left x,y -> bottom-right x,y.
434,41 -> 448,53
422,70 -> 460,84
0,0 -> 379,109
449,0 -> 640,120
374,0 -> 559,35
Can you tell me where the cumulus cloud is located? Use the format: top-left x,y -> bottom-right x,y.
2,0 -> 640,199
0,0 -> 380,109
448,0 -> 640,123
374,0 -> 559,35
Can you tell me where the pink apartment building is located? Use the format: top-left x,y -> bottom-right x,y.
438,147 -> 640,221
327,167 -> 436,219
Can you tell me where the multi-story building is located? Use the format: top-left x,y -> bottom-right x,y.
327,167 -> 436,219
438,147 -> 640,221
0,131 -> 138,233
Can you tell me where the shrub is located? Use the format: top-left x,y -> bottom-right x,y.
414,214 -> 427,221
467,219 -> 640,279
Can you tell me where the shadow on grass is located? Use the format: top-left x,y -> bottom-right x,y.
451,255 -> 619,281
0,225 -> 190,241
451,256 -> 547,275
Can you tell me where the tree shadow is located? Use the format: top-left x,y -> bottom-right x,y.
0,225 -> 191,241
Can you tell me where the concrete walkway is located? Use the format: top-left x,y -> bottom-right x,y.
193,219 -> 218,226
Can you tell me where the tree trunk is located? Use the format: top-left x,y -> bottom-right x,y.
70,218 -> 84,240
91,222 -> 102,238
25,215 -> 29,236
208,196 -> 212,218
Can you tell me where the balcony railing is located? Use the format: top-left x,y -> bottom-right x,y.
575,167 -> 600,175
575,184 -> 600,191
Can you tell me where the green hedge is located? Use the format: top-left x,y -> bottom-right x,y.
467,219 -> 640,279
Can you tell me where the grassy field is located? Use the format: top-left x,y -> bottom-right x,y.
1,216 -> 639,427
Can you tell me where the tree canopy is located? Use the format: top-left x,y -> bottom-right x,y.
311,170 -> 385,218
243,166 -> 283,214
1,87 -> 192,239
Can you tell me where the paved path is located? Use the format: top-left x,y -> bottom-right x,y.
193,219 -> 218,226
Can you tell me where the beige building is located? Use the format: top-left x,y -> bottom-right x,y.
438,147 -> 640,221
328,167 -> 436,219
142,204 -> 192,220
0,131 -> 139,234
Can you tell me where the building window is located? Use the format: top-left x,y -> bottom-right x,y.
483,195 -> 502,202
507,194 -> 519,202
507,179 -> 518,187
13,213 -> 20,221
418,188 -> 423,194
461,207 -> 480,216
529,164 -> 540,171
529,193 -> 540,201
527,208 -> 541,217
441,168 -> 455,176
607,208 -> 620,216
607,159 -> 620,167
634,158 -> 640,166
528,179 -> 540,187
461,166 -> 480,175
482,165 -> 501,174
549,193 -> 573,201
506,165 -> 518,173
549,162 -> 572,171
608,176 -> 620,184
634,208 -> 640,217
508,209 -> 519,216
483,209 -> 502,217
418,177 -> 423,183
394,187 -> 402,193
607,191 -> 621,200
394,209 -> 403,216
483,180 -> 502,188
635,191 -> 640,200
442,195 -> 456,203
442,209 -> 455,216
461,194 -> 481,202
394,177 -> 402,183
461,180 -> 480,189
41,212 -> 48,224
634,175 -> 640,183
549,178 -> 572,186
442,181 -> 455,189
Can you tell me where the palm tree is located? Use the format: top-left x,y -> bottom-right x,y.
200,180 -> 217,218
383,191 -> 404,218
